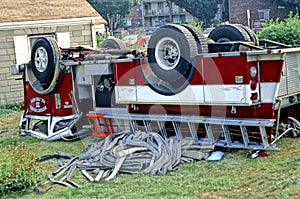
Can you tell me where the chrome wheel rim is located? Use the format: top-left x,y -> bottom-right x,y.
155,37 -> 180,71
34,46 -> 48,73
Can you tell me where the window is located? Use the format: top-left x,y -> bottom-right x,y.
258,9 -> 270,20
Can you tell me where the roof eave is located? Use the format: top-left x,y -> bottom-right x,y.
0,16 -> 107,30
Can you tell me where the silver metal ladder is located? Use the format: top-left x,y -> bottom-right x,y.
88,108 -> 280,151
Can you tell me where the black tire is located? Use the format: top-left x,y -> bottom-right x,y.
235,24 -> 259,45
208,24 -> 251,43
181,24 -> 208,53
29,37 -> 61,94
100,37 -> 127,50
31,37 -> 59,83
147,24 -> 197,82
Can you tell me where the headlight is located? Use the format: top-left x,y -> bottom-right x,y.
250,66 -> 257,78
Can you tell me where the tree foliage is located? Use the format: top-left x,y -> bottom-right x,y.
87,0 -> 138,31
283,0 -> 300,13
280,0 -> 300,4
167,0 -> 221,25
258,12 -> 300,46
276,0 -> 300,12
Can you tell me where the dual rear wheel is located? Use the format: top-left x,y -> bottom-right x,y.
146,24 -> 207,95
208,24 -> 259,45
145,23 -> 258,95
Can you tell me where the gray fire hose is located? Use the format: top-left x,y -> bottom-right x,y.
35,131 -> 214,194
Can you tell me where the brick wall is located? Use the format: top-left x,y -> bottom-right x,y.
229,0 -> 294,25
0,30 -> 22,105
0,23 -> 94,106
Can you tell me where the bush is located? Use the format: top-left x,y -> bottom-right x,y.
97,34 -> 107,47
188,21 -> 204,32
0,143 -> 41,196
258,12 -> 300,46
0,102 -> 23,112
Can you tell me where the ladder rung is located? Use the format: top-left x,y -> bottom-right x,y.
172,121 -> 183,140
143,120 -> 152,133
222,125 -> 232,146
259,126 -> 270,148
157,121 -> 167,138
130,120 -> 138,132
204,124 -> 215,144
188,122 -> 198,142
240,126 -> 249,147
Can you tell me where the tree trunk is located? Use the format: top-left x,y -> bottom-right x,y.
169,3 -> 173,23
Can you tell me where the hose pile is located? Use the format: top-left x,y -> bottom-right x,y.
35,131 -> 214,194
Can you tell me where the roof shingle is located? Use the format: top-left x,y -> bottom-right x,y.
0,0 -> 105,23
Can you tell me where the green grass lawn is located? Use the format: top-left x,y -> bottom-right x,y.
0,111 -> 299,199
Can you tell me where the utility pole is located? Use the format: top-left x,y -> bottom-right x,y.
247,9 -> 250,27
168,1 -> 173,23
141,0 -> 145,27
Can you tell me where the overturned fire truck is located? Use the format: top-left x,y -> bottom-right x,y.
11,24 -> 300,150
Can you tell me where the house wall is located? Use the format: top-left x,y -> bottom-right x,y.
229,0 -> 293,25
142,0 -> 197,27
0,23 -> 94,106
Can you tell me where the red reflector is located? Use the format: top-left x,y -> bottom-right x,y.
20,106 -> 25,111
250,80 -> 257,90
251,92 -> 258,101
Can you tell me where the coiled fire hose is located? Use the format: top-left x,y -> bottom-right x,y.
35,131 -> 214,194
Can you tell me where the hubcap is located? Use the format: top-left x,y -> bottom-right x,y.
155,37 -> 180,71
34,46 -> 48,73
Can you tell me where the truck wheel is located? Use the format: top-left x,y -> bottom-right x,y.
208,24 -> 251,43
147,24 -> 197,82
29,37 -> 61,94
181,24 -> 208,53
100,37 -> 127,50
235,24 -> 259,45
31,37 -> 59,83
